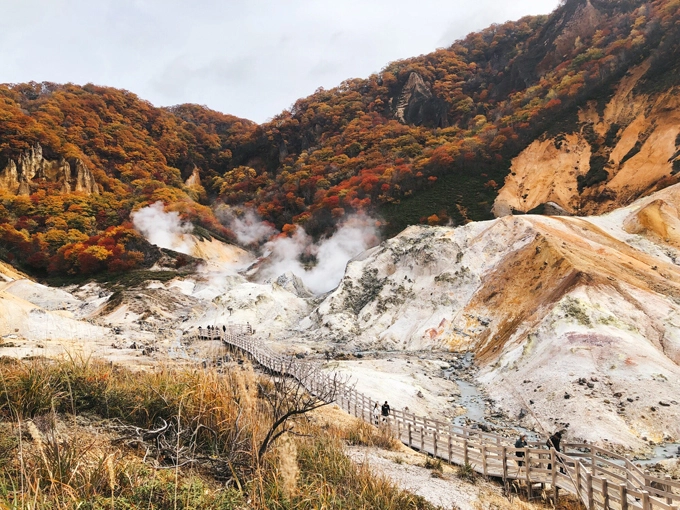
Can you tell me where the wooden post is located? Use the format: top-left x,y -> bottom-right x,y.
408,423 -> 412,448
502,446 -> 508,482
482,444 -> 487,476
641,490 -> 650,510
525,448 -> 531,500
433,432 -> 438,458
420,427 -> 424,451
551,449 -> 557,504
586,472 -> 594,510
601,476 -> 609,510
591,450 -> 597,476
666,475 -> 673,506
575,461 -> 581,500
644,470 -> 650,490
619,483 -> 628,510
448,435 -> 453,464
463,439 -> 469,466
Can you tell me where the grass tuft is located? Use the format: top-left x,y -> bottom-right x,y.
457,461 -> 478,483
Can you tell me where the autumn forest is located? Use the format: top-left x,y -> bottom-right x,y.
0,0 -> 679,276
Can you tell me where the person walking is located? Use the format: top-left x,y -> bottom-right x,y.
372,403 -> 380,425
515,433 -> 528,466
381,401 -> 390,422
547,430 -> 564,473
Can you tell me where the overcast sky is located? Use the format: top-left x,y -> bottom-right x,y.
0,0 -> 558,123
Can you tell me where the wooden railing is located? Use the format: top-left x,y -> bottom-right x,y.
191,326 -> 679,510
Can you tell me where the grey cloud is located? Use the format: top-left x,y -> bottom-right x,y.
1,0 -> 559,123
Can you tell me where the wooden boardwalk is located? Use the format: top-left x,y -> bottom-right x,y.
194,326 -> 680,510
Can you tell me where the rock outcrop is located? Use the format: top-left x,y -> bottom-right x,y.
494,60 -> 680,217
0,144 -> 98,195
274,272 -> 314,299
184,165 -> 202,187
392,72 -> 448,128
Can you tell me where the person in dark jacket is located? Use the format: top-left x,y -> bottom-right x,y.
547,431 -> 562,452
547,431 -> 564,472
515,434 -> 528,466
381,401 -> 390,422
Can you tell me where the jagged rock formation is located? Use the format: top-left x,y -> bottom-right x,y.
494,60 -> 680,217
274,272 -> 314,299
391,72 -> 449,128
0,143 -> 98,195
184,165 -> 202,187
300,183 -> 680,447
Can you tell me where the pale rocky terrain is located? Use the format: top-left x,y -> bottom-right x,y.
3,183 -> 680,455
298,183 -> 680,451
346,445 -> 504,510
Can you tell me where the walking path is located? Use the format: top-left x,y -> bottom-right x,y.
193,326 -> 680,510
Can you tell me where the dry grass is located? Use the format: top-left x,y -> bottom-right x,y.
0,355 -> 438,509
342,419 -> 401,450
457,461 -> 478,484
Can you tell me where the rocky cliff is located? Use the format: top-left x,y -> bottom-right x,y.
0,143 -> 98,195
391,72 -> 449,128
493,59 -> 680,217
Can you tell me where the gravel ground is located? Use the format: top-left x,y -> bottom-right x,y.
345,444 -> 503,510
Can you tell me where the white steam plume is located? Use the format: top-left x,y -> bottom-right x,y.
131,201 -> 193,254
258,215 -> 379,294
227,209 -> 276,245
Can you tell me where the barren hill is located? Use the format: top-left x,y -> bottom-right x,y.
301,183 -> 680,448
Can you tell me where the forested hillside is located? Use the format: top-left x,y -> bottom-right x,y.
1,0 -> 679,276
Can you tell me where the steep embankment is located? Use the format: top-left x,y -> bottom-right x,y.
493,58 -> 680,216
303,184 -> 680,448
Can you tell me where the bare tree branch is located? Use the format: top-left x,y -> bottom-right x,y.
256,357 -> 350,461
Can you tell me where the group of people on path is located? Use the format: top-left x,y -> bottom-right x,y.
372,401 -> 390,425
198,325 -> 226,337
515,430 -> 564,472
197,322 -> 253,336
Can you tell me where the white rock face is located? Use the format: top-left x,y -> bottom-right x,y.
300,184 -> 680,448
302,218 -> 532,350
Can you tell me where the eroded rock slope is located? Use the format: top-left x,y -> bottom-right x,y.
303,184 -> 680,448
494,59 -> 680,217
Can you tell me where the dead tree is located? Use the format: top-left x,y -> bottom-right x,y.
256,357 -> 347,462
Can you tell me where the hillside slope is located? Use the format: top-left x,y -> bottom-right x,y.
300,183 -> 680,448
493,58 -> 680,216
1,0 -> 679,279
